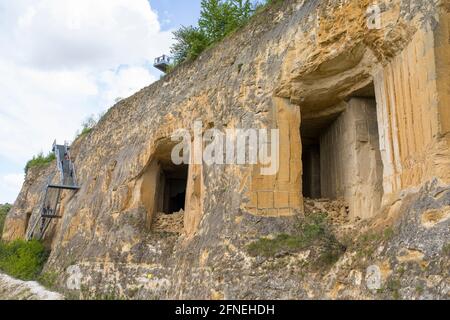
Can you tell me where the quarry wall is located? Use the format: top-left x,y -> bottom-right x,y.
320,98 -> 383,220
2,0 -> 449,299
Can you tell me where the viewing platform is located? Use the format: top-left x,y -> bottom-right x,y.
153,55 -> 173,73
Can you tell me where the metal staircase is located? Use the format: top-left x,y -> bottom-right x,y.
26,141 -> 80,241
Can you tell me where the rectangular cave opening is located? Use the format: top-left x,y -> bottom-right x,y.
150,160 -> 188,234
301,113 -> 339,200
140,142 -> 190,233
300,82 -> 384,219
158,162 -> 189,215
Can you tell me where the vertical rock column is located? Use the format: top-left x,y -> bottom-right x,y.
139,160 -> 162,229
184,158 -> 204,237
374,21 -> 450,201
435,6 -> 450,138
434,7 -> 450,183
320,98 -> 383,220
247,97 -> 303,216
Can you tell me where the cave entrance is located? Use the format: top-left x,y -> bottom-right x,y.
300,83 -> 384,219
140,141 -> 190,232
301,110 -> 340,199
159,163 -> 188,215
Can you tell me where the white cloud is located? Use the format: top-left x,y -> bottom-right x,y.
0,0 -> 173,203
0,173 -> 25,204
99,66 -> 157,107
1,0 -> 172,70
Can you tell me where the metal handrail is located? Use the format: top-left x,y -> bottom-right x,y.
27,141 -> 81,241
154,55 -> 172,65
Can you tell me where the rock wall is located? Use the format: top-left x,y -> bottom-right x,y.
0,273 -> 63,300
2,164 -> 56,243
374,27 -> 450,201
2,0 -> 449,299
320,98 -> 383,220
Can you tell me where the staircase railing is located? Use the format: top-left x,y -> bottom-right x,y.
26,141 -> 80,241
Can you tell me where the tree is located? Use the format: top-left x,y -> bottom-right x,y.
230,0 -> 254,23
170,0 -> 259,66
171,26 -> 209,63
199,0 -> 254,43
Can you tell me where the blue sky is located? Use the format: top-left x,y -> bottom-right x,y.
0,0 -> 201,204
151,0 -> 201,32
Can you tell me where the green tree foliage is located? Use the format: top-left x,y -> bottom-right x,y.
0,240 -> 48,281
0,204 -> 12,236
199,0 -> 253,42
170,0 -> 260,65
171,26 -> 210,64
24,152 -> 56,174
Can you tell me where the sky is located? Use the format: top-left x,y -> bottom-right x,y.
0,0 -> 201,204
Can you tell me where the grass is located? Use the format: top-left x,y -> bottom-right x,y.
0,204 -> 12,236
24,152 -> 56,174
247,213 -> 345,268
443,243 -> 450,256
38,271 -> 59,290
0,240 -> 49,281
75,113 -> 105,140
416,285 -> 424,295
74,127 -> 93,141
385,278 -> 401,300
79,126 -> 93,137
353,227 -> 396,265
248,233 -> 308,257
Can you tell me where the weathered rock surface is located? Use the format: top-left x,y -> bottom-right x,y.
0,273 -> 63,300
2,0 -> 449,299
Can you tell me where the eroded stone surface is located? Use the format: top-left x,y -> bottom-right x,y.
1,0 -> 449,300
0,273 -> 63,300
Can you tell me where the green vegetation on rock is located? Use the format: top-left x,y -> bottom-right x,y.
24,152 -> 55,174
0,204 -> 12,236
0,240 -> 49,281
171,26 -> 210,64
38,271 -> 59,290
443,243 -> 450,256
75,111 -> 107,140
247,213 -> 345,268
75,115 -> 97,140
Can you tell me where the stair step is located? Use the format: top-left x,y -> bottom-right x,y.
47,184 -> 80,190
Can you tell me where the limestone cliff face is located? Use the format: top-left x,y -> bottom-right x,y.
3,0 -> 450,299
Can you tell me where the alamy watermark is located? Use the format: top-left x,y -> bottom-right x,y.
170,121 -> 280,176
165,2 -> 441,176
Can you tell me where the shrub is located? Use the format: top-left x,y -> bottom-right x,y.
0,204 -> 12,235
75,115 -> 97,139
24,152 -> 56,174
75,112 -> 107,140
0,240 -> 49,281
